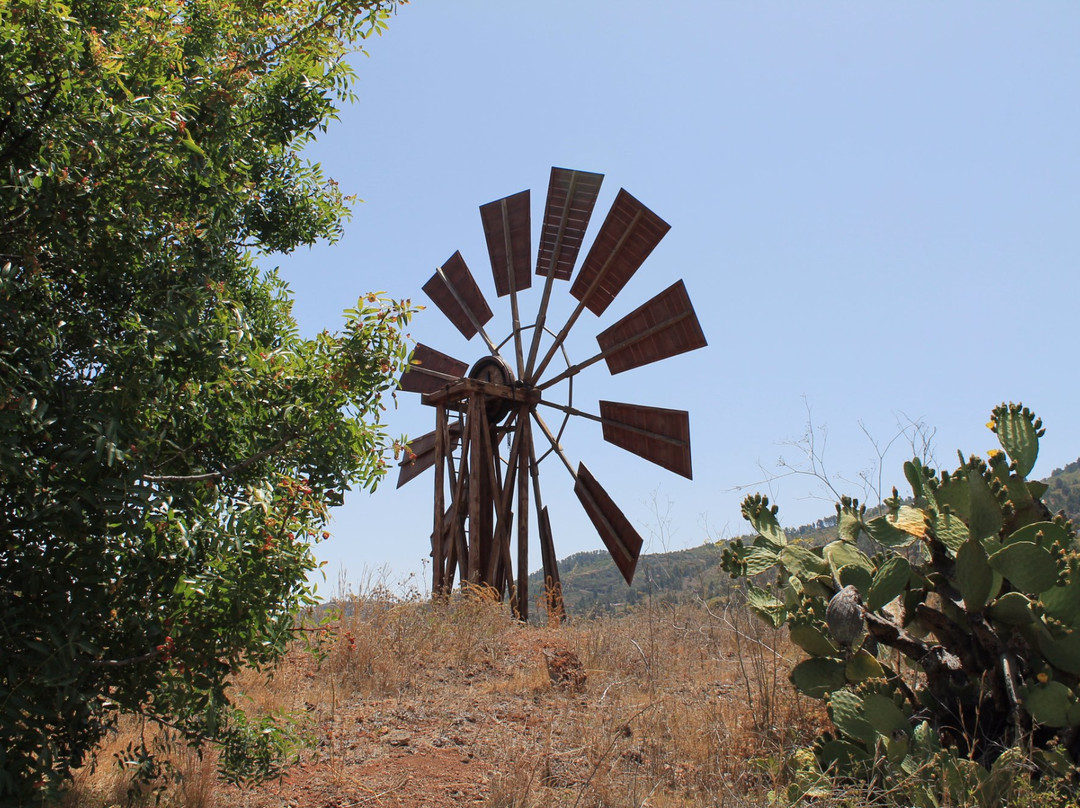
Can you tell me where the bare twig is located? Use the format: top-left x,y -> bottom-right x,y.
572,702 -> 655,808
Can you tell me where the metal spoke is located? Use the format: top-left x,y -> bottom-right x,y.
497,198 -> 527,378
538,306 -> 695,391
530,409 -> 577,480
536,400 -> 689,447
530,207 -> 645,383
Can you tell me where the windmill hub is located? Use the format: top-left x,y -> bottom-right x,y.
468,354 -> 516,386
467,355 -> 520,423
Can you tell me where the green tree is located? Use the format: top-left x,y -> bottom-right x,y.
0,0 -> 410,801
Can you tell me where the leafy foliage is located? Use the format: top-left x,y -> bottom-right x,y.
0,0 -> 410,802
721,404 -> 1080,805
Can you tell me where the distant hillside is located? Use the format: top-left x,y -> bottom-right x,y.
1044,458 -> 1080,518
546,459 -> 1080,615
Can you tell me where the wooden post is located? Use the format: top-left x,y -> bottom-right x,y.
467,393 -> 483,585
485,412 -> 523,597
516,407 -> 531,620
432,404 -> 447,597
452,419 -> 471,587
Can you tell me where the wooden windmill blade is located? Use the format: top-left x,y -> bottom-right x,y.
399,342 -> 469,395
422,251 -> 495,343
569,189 -> 671,316
573,463 -> 644,586
598,402 -> 692,479
596,280 -> 707,374
525,167 -> 604,379
480,190 -> 532,297
396,423 -> 464,488
480,189 -> 531,376
537,280 -> 707,391
401,167 -> 705,615
535,168 -> 604,282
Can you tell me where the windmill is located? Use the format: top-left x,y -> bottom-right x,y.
397,168 -> 706,620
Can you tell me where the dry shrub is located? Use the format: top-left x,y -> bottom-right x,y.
492,597 -> 827,807
61,716 -> 222,808
321,582 -> 522,698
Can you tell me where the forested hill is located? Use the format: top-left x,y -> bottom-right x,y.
1044,458 -> 1080,517
542,459 -> 1080,615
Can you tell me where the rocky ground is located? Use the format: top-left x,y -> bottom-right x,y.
70,596 -> 824,808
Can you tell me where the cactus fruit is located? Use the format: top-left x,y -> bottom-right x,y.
721,403 -> 1080,802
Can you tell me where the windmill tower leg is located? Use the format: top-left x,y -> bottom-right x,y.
466,394 -> 484,585
515,406 -> 530,620
432,403 -> 447,597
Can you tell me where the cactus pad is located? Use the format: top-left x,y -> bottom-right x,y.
867,556 -> 910,612
780,544 -> 830,580
989,591 -> 1036,624
845,649 -> 885,683
829,689 -> 877,745
957,537 -> 994,611
988,541 -> 1059,594
741,494 -> 786,548
790,623 -> 840,657
1019,680 -> 1077,728
862,693 -> 910,738
865,513 -> 916,548
992,403 -> 1043,478
967,466 -> 1004,542
742,543 -> 780,575
1037,630 -> 1080,676
1008,521 -> 1069,550
790,657 -> 847,699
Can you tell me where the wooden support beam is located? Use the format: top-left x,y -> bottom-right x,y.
516,408 -> 531,621
450,423 -> 470,587
421,377 -> 541,408
432,404 -> 447,596
477,402 -> 495,589
485,413 -> 523,594
467,394 -> 483,585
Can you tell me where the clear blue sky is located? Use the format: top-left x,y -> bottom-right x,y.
271,2 -> 1080,597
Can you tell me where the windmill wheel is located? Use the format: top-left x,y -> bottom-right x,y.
397,168 -> 707,620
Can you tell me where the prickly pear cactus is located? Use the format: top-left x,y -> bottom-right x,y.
722,404 -> 1080,803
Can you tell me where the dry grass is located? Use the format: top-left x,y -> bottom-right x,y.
64,587 -> 832,808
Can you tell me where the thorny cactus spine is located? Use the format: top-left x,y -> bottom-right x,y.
720,404 -> 1080,802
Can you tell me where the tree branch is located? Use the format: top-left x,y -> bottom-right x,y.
863,610 -> 930,659
144,435 -> 295,482
89,648 -> 162,669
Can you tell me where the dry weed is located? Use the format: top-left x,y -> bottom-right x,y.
64,588 -> 833,808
